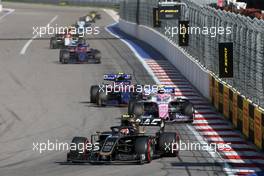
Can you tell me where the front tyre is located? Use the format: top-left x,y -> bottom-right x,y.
90,85 -> 99,103
67,137 -> 89,162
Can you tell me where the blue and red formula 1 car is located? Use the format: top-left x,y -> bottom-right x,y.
59,43 -> 101,64
90,73 -> 141,106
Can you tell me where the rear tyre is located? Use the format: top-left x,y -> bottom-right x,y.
96,91 -> 108,106
135,137 -> 153,164
90,85 -> 99,103
183,102 -> 194,122
128,100 -> 136,115
93,50 -> 101,59
79,38 -> 86,45
132,103 -> 144,117
158,132 -> 179,157
90,49 -> 101,64
60,50 -> 70,64
50,37 -> 57,49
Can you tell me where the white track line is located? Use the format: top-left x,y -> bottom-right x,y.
20,15 -> 58,55
186,124 -> 235,175
105,23 -> 160,84
103,9 -> 119,22
0,8 -> 15,21
201,131 -> 240,135
194,125 -> 232,130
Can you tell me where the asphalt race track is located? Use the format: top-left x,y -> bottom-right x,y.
0,3 -> 227,176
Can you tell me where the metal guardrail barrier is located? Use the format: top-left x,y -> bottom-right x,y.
119,0 -> 264,108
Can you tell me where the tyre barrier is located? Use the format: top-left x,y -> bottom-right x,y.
210,73 -> 264,150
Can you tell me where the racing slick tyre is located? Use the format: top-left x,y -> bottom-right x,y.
90,85 -> 99,103
135,137 -> 153,164
50,37 -> 58,49
128,100 -> 137,115
60,50 -> 70,64
183,102 -> 194,122
96,91 -> 108,106
67,137 -> 89,162
91,49 -> 101,59
90,49 -> 101,64
158,132 -> 179,157
78,38 -> 86,45
96,15 -> 101,20
95,52 -> 101,60
132,102 -> 144,117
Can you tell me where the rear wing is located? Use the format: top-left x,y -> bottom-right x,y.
143,85 -> 176,95
103,74 -> 132,81
121,114 -> 163,126
163,86 -> 175,93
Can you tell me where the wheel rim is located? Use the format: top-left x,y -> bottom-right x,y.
147,139 -> 153,162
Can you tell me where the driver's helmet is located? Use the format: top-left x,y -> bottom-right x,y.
91,13 -> 96,18
77,43 -> 84,48
116,73 -> 125,81
67,26 -> 72,32
157,85 -> 165,94
120,128 -> 129,135
67,26 -> 75,35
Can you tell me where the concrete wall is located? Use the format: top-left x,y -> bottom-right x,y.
0,0 -> 2,12
118,19 -> 210,99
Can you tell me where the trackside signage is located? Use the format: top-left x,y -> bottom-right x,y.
219,42 -> 233,78
153,7 -> 161,28
179,21 -> 189,46
158,5 -> 181,20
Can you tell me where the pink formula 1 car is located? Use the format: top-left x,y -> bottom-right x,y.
128,86 -> 194,123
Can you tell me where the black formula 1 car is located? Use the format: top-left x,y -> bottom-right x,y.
59,43 -> 101,64
90,73 -> 142,106
67,116 -> 179,164
80,11 -> 101,24
90,11 -> 101,20
50,34 -> 65,49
